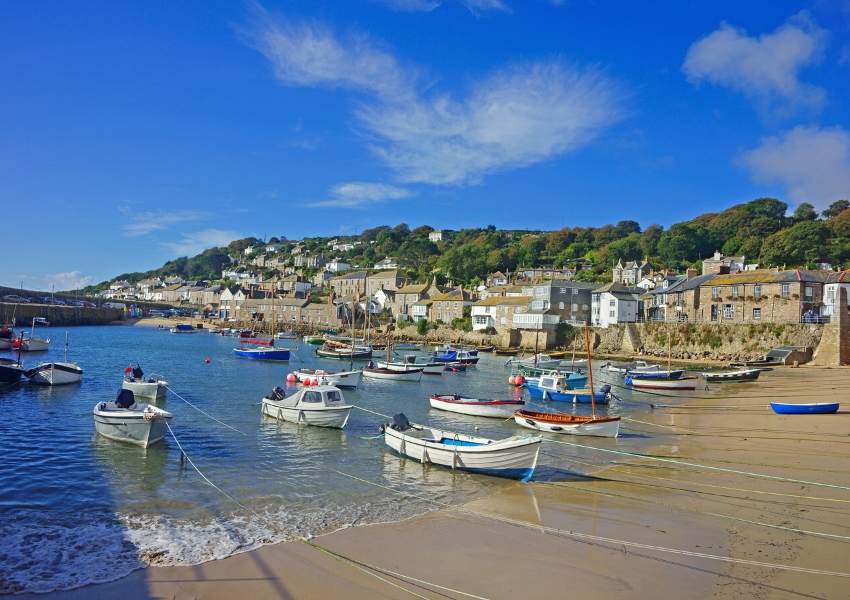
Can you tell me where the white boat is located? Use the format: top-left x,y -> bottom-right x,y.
558,358 -> 588,368
26,332 -> 83,385
276,331 -> 298,340
294,368 -> 362,389
429,394 -> 525,418
122,365 -> 167,400
93,390 -> 172,447
514,410 -> 620,438
378,354 -> 444,375
382,413 -> 541,481
362,366 -> 423,381
261,385 -> 352,428
14,318 -> 50,351
625,375 -> 700,390
0,326 -> 14,350
603,360 -> 660,374
513,354 -> 561,369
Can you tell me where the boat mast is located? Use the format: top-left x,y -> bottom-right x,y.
350,297 -> 355,371
64,331 -> 69,363
584,324 -> 596,419
667,326 -> 672,372
534,319 -> 540,366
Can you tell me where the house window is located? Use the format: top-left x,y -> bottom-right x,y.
752,307 -> 761,320
572,288 -> 578,295
827,288 -> 836,303
711,287 -> 718,299
805,286 -> 813,299
723,304 -> 734,319
676,292 -> 683,306
572,303 -> 578,311
781,284 -> 790,299
559,302 -> 565,310
710,305 -> 718,321
754,285 -> 762,299
609,299 -> 615,307
609,310 -> 615,318
560,287 -> 567,294
731,285 -> 739,299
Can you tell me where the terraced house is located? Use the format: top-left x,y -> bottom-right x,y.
696,270 -> 828,324
471,296 -> 532,332
429,287 -> 471,324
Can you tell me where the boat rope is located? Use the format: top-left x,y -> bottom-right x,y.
164,422 -> 487,599
353,405 -> 393,419
542,439 -> 850,492
164,384 -> 247,436
331,469 -> 850,578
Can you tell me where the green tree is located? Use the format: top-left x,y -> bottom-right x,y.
416,319 -> 428,336
640,225 -> 663,258
759,221 -> 831,266
822,200 -> 850,219
792,202 -> 818,223
438,243 -> 489,283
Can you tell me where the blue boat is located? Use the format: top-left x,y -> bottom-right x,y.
770,402 -> 839,415
233,346 -> 291,361
432,348 -> 479,364
526,372 -> 610,404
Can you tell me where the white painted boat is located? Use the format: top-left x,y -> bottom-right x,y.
295,368 -> 362,389
0,326 -> 14,350
261,385 -> 352,428
429,394 -> 525,418
26,362 -> 83,385
276,331 -> 298,339
514,354 -> 561,369
625,375 -> 700,390
382,413 -> 541,481
378,355 -> 444,375
362,366 -> 423,381
700,368 -> 762,382
93,391 -> 172,447
514,410 -> 620,438
13,317 -> 50,352
603,361 -> 660,374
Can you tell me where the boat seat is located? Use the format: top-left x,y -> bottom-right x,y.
116,388 -> 136,409
389,413 -> 411,432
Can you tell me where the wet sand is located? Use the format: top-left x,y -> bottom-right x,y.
27,366 -> 850,599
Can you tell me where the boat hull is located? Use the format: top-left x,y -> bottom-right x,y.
429,395 -> 525,418
770,402 -> 839,415
233,347 -> 291,361
16,338 -> 50,352
526,385 -> 609,404
295,369 -> 362,389
93,405 -> 171,447
625,376 -> 699,390
383,426 -> 540,481
261,398 -> 352,428
0,360 -> 24,383
378,361 -> 444,375
363,368 -> 423,381
316,348 -> 373,360
122,379 -> 166,400
514,411 -> 620,438
701,369 -> 762,382
27,362 -> 83,385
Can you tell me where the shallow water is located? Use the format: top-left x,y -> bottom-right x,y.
0,325 -> 663,594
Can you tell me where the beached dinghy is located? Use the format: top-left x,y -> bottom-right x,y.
514,410 -> 621,438
700,368 -> 762,382
261,385 -> 352,428
627,369 -> 685,380
122,365 -> 167,400
93,390 -> 172,447
625,375 -> 700,390
770,402 -> 839,415
294,368 -> 362,389
429,394 -> 525,418
382,413 -> 541,481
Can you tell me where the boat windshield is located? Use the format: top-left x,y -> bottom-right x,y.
326,390 -> 343,403
302,391 -> 322,403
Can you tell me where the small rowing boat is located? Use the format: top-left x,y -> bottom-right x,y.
261,385 -> 352,428
627,369 -> 685,380
700,368 -> 762,382
625,375 -> 700,390
494,348 -> 519,356
770,402 -> 839,415
233,345 -> 291,361
362,366 -> 423,381
429,394 -> 525,418
514,410 -> 620,438
94,390 -> 172,447
294,368 -> 362,389
382,413 -> 541,481
603,361 -> 660,375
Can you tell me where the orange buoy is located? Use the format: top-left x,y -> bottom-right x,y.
508,375 -> 516,385
286,372 -> 297,384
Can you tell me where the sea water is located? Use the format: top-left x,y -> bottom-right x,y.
0,325 -> 650,594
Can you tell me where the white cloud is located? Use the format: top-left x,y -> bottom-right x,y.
740,125 -> 850,209
162,229 -> 242,256
123,210 -> 208,237
308,182 -> 411,208
17,271 -> 95,291
683,12 -> 827,116
250,14 -> 623,186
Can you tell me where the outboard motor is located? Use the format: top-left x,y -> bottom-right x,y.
389,413 -> 411,432
600,384 -> 612,396
271,386 -> 286,401
115,388 -> 135,409
132,366 -> 144,380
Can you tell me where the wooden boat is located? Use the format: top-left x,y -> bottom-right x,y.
378,354 -> 444,375
0,357 -> 25,383
627,369 -> 685,380
546,350 -> 569,358
770,402 -> 839,415
261,385 -> 352,428
233,345 -> 291,361
700,368 -> 762,382
316,344 -> 373,359
625,375 -> 700,390
27,335 -> 82,385
603,361 -> 660,375
514,410 -> 620,438
362,366 -> 423,381
382,413 -> 541,481
304,335 -> 325,345
429,394 -> 525,418
93,390 -> 172,447
494,348 -> 519,356
294,368 -> 362,389
476,345 -> 495,352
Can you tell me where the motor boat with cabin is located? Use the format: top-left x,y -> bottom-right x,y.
432,347 -> 479,365
122,365 -> 167,400
261,385 -> 353,428
382,413 -> 541,481
93,389 -> 172,447
429,394 -> 525,418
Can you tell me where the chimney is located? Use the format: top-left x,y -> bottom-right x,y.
686,268 -> 698,279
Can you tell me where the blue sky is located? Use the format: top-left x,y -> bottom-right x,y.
3,1 -> 849,289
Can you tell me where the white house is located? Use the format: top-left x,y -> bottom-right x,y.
822,279 -> 850,318
591,283 -> 641,328
265,243 -> 284,253
374,257 -> 399,270
372,288 -> 395,312
471,296 -> 531,331
327,259 -> 351,273
428,230 -> 443,242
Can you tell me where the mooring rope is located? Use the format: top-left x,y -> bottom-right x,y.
164,384 -> 247,436
332,469 -> 850,578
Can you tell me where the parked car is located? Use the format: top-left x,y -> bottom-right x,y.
80,300 -> 96,308
1,294 -> 31,303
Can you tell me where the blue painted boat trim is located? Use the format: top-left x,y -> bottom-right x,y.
770,402 -> 839,415
233,349 -> 291,361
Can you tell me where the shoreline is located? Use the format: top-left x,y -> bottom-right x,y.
24,365 -> 850,599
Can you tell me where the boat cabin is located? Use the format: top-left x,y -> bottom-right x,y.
268,385 -> 347,408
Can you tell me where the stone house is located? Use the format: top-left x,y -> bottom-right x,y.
410,299 -> 432,322
701,251 -> 746,276
471,296 -> 532,332
393,279 -> 441,320
612,259 -> 650,286
429,287 -> 470,324
218,288 -> 246,320
696,269 -> 827,324
330,271 -> 367,298
643,274 -> 715,323
366,269 -> 404,297
374,257 -> 399,270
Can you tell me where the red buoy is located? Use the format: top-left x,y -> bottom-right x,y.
515,374 -> 524,386
204,357 -> 211,364
286,373 -> 297,384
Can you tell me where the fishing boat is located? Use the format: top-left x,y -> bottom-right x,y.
122,365 -> 167,400
429,394 -> 525,418
514,410 -> 620,438
432,348 -> 479,364
93,389 -> 172,447
0,326 -> 14,350
527,380 -> 611,404
382,413 -> 541,481
603,361 -> 661,374
362,365 -> 423,381
169,323 -> 197,334
294,368 -> 362,388
700,368 -> 762,382
0,357 -> 25,383
625,375 -> 700,390
261,385 -> 352,428
494,348 -> 519,356
770,402 -> 839,415
12,317 -> 50,352
26,332 -> 83,385
316,343 -> 373,359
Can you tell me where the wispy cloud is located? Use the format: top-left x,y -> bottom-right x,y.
739,125 -> 850,209
375,0 -> 509,13
17,271 -> 95,291
162,229 -> 242,256
683,12 -> 827,117
249,12 -> 624,186
308,181 -> 412,208
123,210 -> 208,237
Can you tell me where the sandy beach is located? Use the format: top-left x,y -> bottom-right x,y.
25,366 -> 850,600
